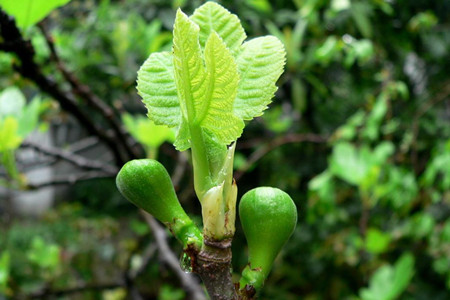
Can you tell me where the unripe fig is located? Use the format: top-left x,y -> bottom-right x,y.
116,159 -> 202,248
239,187 -> 297,290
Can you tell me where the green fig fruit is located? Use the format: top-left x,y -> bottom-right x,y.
116,159 -> 202,249
239,187 -> 297,291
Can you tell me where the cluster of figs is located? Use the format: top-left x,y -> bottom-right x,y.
116,159 -> 297,290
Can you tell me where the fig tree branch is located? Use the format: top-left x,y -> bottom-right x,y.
235,133 -> 328,180
38,22 -> 140,161
21,140 -> 118,174
29,282 -> 124,299
0,9 -> 133,165
26,171 -> 114,190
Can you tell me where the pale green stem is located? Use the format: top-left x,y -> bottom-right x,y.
190,124 -> 213,200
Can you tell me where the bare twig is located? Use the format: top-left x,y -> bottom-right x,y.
171,151 -> 189,190
38,22 -> 140,161
141,212 -> 207,300
21,140 -> 118,174
235,133 -> 328,180
127,244 -> 157,280
68,136 -> 101,153
237,133 -> 327,150
0,9 -> 126,165
410,80 -> 450,172
26,171 -> 114,190
28,282 -> 124,299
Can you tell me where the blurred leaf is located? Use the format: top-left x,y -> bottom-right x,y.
330,142 -> 369,185
360,253 -> 415,300
0,251 -> 10,294
334,110 -> 365,141
245,0 -> 272,14
375,166 -> 417,210
291,77 -> 307,112
103,288 -> 127,300
307,170 -> 338,224
362,94 -> 388,141
299,0 -> 321,19
233,151 -> 247,171
432,256 -> 450,275
17,96 -> 41,138
122,113 -> 175,154
352,39 -> 374,65
0,117 -> 22,152
331,0 -> 350,12
330,142 -> 393,188
408,11 -> 438,32
27,236 -> 60,270
0,87 -> 25,119
365,228 -> 391,254
405,212 -> 435,239
0,0 -> 72,29
422,141 -> 450,190
130,219 -> 150,236
394,81 -> 409,100
372,142 -> 395,165
262,105 -> 293,133
351,2 -> 373,38
314,36 -> 341,66
111,20 -> 131,67
158,284 -> 185,300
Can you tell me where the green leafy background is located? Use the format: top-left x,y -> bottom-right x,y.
0,0 -> 449,299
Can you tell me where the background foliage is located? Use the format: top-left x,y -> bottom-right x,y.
0,0 -> 449,299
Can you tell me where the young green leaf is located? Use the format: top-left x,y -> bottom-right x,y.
137,52 -> 180,128
234,36 -> 286,121
200,31 -> 244,144
172,9 -> 206,146
172,9 -> 244,147
190,1 -> 246,55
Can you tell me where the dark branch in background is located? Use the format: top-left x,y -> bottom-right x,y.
235,133 -> 328,180
29,282 -> 124,299
171,152 -> 189,191
13,137 -> 104,173
0,9 -> 137,166
26,171 -> 114,190
38,22 -> 140,161
127,243 -> 157,280
68,136 -> 101,153
21,140 -> 118,174
410,80 -> 450,173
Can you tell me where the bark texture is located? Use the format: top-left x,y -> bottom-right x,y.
193,238 -> 237,300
